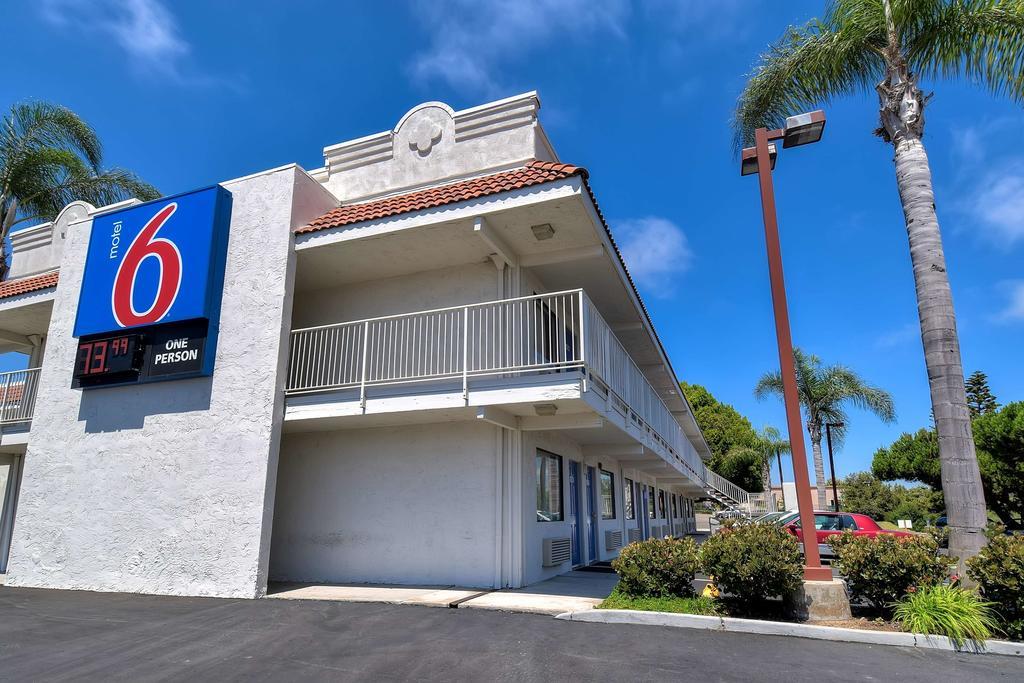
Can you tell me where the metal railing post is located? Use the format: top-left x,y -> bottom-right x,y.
359,321 -> 370,411
462,306 -> 470,403
0,372 -> 9,423
577,291 -> 587,392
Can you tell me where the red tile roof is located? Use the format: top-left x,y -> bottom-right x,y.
297,160 -> 587,235
0,270 -> 59,300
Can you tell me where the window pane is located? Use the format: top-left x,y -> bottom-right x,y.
535,451 -> 563,522
658,491 -> 666,518
600,470 -> 615,520
624,478 -> 635,520
672,495 -> 678,518
648,488 -> 655,518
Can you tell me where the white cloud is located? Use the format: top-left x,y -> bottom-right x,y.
874,322 -> 918,349
408,0 -> 630,96
964,168 -> 1024,247
996,280 -> 1024,323
614,216 -> 693,297
40,0 -> 190,78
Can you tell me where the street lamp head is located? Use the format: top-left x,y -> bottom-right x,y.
740,143 -> 777,176
782,110 -> 826,149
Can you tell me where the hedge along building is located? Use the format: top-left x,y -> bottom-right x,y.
0,93 -> 755,597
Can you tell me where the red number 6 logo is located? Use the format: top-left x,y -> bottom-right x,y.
111,202 -> 183,327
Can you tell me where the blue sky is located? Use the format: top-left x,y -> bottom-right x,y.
3,0 -> 1022,480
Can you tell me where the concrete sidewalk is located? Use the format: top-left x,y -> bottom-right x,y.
268,570 -> 619,615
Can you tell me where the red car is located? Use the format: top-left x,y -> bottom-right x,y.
782,511 -> 916,553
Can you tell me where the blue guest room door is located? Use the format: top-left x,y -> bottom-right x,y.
585,466 -> 597,563
568,461 -> 581,566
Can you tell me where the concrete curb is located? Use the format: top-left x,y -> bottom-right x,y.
555,609 -> 1024,657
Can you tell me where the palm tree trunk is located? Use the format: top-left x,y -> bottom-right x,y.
808,422 -> 827,510
877,55 -> 988,570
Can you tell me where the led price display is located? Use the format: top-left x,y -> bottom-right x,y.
74,335 -> 142,380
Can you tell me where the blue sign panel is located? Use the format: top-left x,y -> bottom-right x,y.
74,185 -> 231,337
72,186 -> 231,386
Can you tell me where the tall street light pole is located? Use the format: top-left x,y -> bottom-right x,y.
825,422 -> 844,512
742,110 -> 832,582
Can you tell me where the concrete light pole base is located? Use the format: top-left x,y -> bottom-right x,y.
787,579 -> 852,622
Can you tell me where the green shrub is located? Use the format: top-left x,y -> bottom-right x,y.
968,532 -> 1024,641
598,586 -> 721,615
829,533 -> 953,609
611,537 -> 701,598
892,584 -> 999,647
699,523 -> 802,605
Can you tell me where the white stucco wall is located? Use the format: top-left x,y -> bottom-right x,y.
270,421 -> 499,588
5,166 -> 335,598
291,261 -> 497,329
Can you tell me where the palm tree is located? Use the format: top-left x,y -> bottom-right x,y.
755,349 -> 895,510
734,0 -> 1020,566
1,101 -> 158,279
753,425 -> 790,496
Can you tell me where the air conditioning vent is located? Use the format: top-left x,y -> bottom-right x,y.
542,537 -> 571,567
627,528 -> 642,543
605,529 -> 623,550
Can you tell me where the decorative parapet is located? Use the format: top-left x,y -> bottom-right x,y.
316,92 -> 559,202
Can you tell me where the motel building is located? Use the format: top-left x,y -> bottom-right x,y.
0,93 -> 755,597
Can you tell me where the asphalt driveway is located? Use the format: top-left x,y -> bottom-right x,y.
1,586 -> 1020,682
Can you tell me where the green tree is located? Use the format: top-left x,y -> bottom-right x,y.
680,381 -> 758,463
755,349 -> 895,509
841,471 -> 944,527
734,0 -> 1022,567
874,402 -> 1024,529
680,382 -> 766,493
713,446 -> 766,493
1,101 -> 158,279
840,472 -> 901,520
966,371 -> 1000,418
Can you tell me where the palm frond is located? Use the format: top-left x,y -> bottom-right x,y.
733,13 -> 885,149
14,162 -> 158,228
754,371 -> 785,401
1,101 -> 103,173
907,0 -> 1024,103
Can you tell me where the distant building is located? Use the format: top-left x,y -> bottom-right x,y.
770,483 -> 843,511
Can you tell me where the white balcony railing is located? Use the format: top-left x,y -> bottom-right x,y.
0,367 -> 41,425
286,289 -> 749,503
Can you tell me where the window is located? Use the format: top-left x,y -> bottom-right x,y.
841,514 -> 859,531
535,451 -> 563,522
658,490 -> 666,518
672,495 -> 678,519
599,470 -> 615,520
647,487 -> 656,518
624,478 -> 635,520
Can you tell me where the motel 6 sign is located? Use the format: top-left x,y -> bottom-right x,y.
72,186 -> 232,388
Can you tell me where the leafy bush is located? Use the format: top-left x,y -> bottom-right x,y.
892,584 -> 999,647
611,537 -> 701,598
598,586 -> 721,615
699,523 -> 802,605
925,524 -> 949,549
968,532 -> 1024,641
829,533 -> 953,609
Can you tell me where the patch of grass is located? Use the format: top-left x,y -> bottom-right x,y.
892,584 -> 1000,648
878,521 -> 900,531
598,587 -> 721,616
